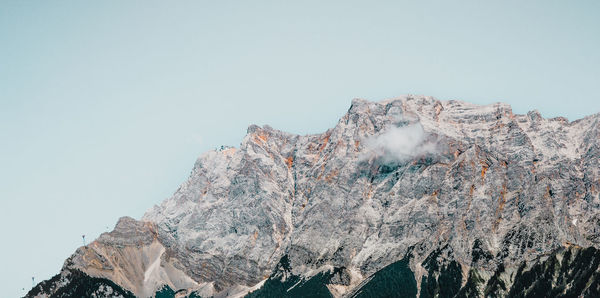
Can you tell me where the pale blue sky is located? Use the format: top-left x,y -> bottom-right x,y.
1,1 -> 599,296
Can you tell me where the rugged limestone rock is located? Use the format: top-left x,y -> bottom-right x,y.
29,96 -> 600,297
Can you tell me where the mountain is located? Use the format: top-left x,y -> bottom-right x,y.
28,96 -> 600,297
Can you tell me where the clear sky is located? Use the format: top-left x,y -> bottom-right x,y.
1,1 -> 599,296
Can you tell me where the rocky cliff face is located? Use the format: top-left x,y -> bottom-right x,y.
28,96 -> 600,297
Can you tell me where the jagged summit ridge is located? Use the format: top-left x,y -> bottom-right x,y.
29,96 -> 600,297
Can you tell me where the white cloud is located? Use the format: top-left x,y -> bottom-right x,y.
363,122 -> 438,163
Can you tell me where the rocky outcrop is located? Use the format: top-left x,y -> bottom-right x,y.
29,96 -> 600,297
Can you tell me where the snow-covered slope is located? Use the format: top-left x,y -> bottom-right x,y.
29,96 -> 600,297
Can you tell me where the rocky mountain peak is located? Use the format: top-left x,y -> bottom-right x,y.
29,96 -> 600,298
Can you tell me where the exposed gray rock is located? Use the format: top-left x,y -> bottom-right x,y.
31,96 -> 600,297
